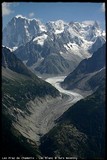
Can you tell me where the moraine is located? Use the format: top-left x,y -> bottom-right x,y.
12,76 -> 83,145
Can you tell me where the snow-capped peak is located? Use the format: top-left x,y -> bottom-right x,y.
3,16 -> 105,54
3,15 -> 47,48
15,15 -> 26,19
47,19 -> 67,27
33,34 -> 48,46
14,15 -> 47,33
46,20 -> 68,35
15,14 -> 40,22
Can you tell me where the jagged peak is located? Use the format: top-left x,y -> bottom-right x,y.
14,14 -> 40,23
15,14 -> 26,19
47,19 -> 68,26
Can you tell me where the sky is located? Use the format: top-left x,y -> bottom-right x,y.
2,2 -> 106,31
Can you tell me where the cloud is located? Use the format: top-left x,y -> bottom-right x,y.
101,3 -> 105,12
29,12 -> 35,18
2,2 -> 14,16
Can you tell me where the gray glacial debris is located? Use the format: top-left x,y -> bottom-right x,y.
12,76 -> 83,146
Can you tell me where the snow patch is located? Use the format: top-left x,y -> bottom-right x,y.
39,24 -> 47,32
15,15 -> 41,24
63,44 -> 69,51
55,29 -> 64,34
2,45 -> 13,52
15,15 -> 26,19
102,31 -> 106,37
47,20 -> 66,34
60,51 -> 64,55
33,34 -> 48,45
63,42 -> 91,59
24,26 -> 28,29
67,42 -> 73,49
25,28 -> 30,37
12,46 -> 18,51
23,60 -> 28,65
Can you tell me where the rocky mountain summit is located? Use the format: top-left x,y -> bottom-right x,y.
3,16 -> 105,75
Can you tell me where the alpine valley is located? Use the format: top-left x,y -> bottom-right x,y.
2,15 -> 106,159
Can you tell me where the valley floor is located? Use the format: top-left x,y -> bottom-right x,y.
12,76 -> 83,146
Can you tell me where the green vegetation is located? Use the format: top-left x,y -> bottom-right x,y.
40,83 -> 105,159
2,113 -> 41,157
40,123 -> 90,158
2,69 -> 59,157
2,46 -> 59,156
2,75 -> 59,111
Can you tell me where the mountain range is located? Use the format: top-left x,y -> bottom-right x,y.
2,46 -> 60,156
40,79 -> 105,159
39,43 -> 106,158
61,43 -> 106,96
2,15 -> 106,158
3,15 -> 105,75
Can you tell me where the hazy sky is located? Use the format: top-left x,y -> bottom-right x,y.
2,2 -> 105,30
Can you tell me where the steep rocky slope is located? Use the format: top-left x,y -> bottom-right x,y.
61,44 -> 106,94
40,82 -> 105,159
2,46 -> 60,156
3,16 -> 105,75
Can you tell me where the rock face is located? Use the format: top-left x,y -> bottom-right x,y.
40,81 -> 105,159
2,46 -> 60,156
61,44 -> 106,92
2,46 -> 60,109
3,16 -> 105,75
3,15 -> 47,48
35,53 -> 72,75
88,36 -> 106,54
2,15 -> 106,158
